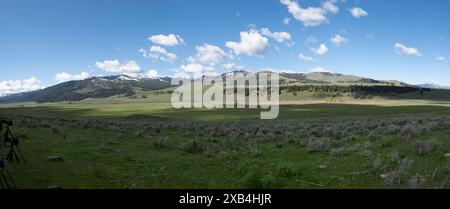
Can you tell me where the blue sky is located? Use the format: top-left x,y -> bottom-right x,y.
0,0 -> 449,95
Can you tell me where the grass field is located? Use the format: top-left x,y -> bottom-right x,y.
1,99 -> 450,189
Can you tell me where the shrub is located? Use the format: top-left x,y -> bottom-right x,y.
182,138 -> 201,153
203,144 -> 223,158
153,136 -> 169,149
413,139 -> 441,156
382,170 -> 402,185
408,174 -> 426,189
398,158 -> 414,172
380,158 -> 414,186
399,125 -> 420,140
367,131 -> 380,141
250,146 -> 262,157
330,147 -> 347,159
242,171 -> 277,189
307,137 -> 331,152
277,163 -> 299,178
371,156 -> 384,171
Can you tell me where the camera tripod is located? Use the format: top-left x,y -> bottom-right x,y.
2,120 -> 25,163
0,159 -> 15,189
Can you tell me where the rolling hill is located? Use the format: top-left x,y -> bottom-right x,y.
0,71 -> 423,104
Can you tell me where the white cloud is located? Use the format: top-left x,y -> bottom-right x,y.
259,28 -> 293,44
436,56 -> 446,61
139,46 -> 178,63
223,63 -> 245,71
259,67 -> 300,74
95,60 -> 142,77
394,43 -> 422,57
283,17 -> 291,25
187,44 -> 229,66
146,69 -> 159,78
0,77 -> 43,96
330,34 -> 349,46
310,44 -> 328,55
322,0 -> 339,14
309,67 -> 331,73
280,0 -> 340,27
55,72 -> 90,83
174,64 -> 216,76
148,34 -> 184,46
349,7 -> 368,18
423,79 -> 439,85
226,30 -> 270,57
299,54 -> 314,62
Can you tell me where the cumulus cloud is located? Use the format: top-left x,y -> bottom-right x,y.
394,43 -> 422,57
349,7 -> 368,18
330,34 -> 349,46
174,64 -> 216,77
0,77 -> 43,96
95,60 -> 142,77
259,28 -> 293,44
146,69 -> 159,78
223,63 -> 245,71
258,67 -> 300,74
299,54 -> 314,62
310,44 -> 328,55
148,34 -> 184,46
139,46 -> 178,63
436,56 -> 446,61
55,72 -> 90,83
309,67 -> 331,73
283,17 -> 291,25
226,30 -> 270,57
322,0 -> 339,14
187,44 -> 230,66
280,0 -> 340,27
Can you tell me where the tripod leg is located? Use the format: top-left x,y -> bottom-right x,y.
17,146 -> 26,162
0,175 -> 5,189
5,169 -> 16,189
0,171 -> 10,189
13,149 -> 20,163
6,150 -> 13,162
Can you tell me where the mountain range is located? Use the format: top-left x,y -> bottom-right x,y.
0,71 -> 426,104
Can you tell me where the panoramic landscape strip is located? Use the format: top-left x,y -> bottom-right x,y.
0,0 -> 449,194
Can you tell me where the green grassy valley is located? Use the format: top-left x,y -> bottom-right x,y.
1,88 -> 450,188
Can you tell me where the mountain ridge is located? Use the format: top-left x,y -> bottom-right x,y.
0,71 -> 418,104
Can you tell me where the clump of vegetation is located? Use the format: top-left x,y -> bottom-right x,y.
153,136 -> 169,149
307,137 -> 331,152
413,139 -> 441,156
330,147 -> 347,159
399,125 -> 420,140
203,144 -> 223,158
407,174 -> 426,189
367,131 -> 381,141
381,158 -> 414,186
277,163 -> 300,178
184,138 -> 200,153
249,146 -> 262,157
361,141 -> 373,158
242,171 -> 277,189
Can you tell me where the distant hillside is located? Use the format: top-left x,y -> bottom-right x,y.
417,83 -> 450,90
279,72 -> 407,86
0,71 -> 428,104
0,75 -> 172,103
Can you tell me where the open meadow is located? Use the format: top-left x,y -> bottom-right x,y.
1,95 -> 450,189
